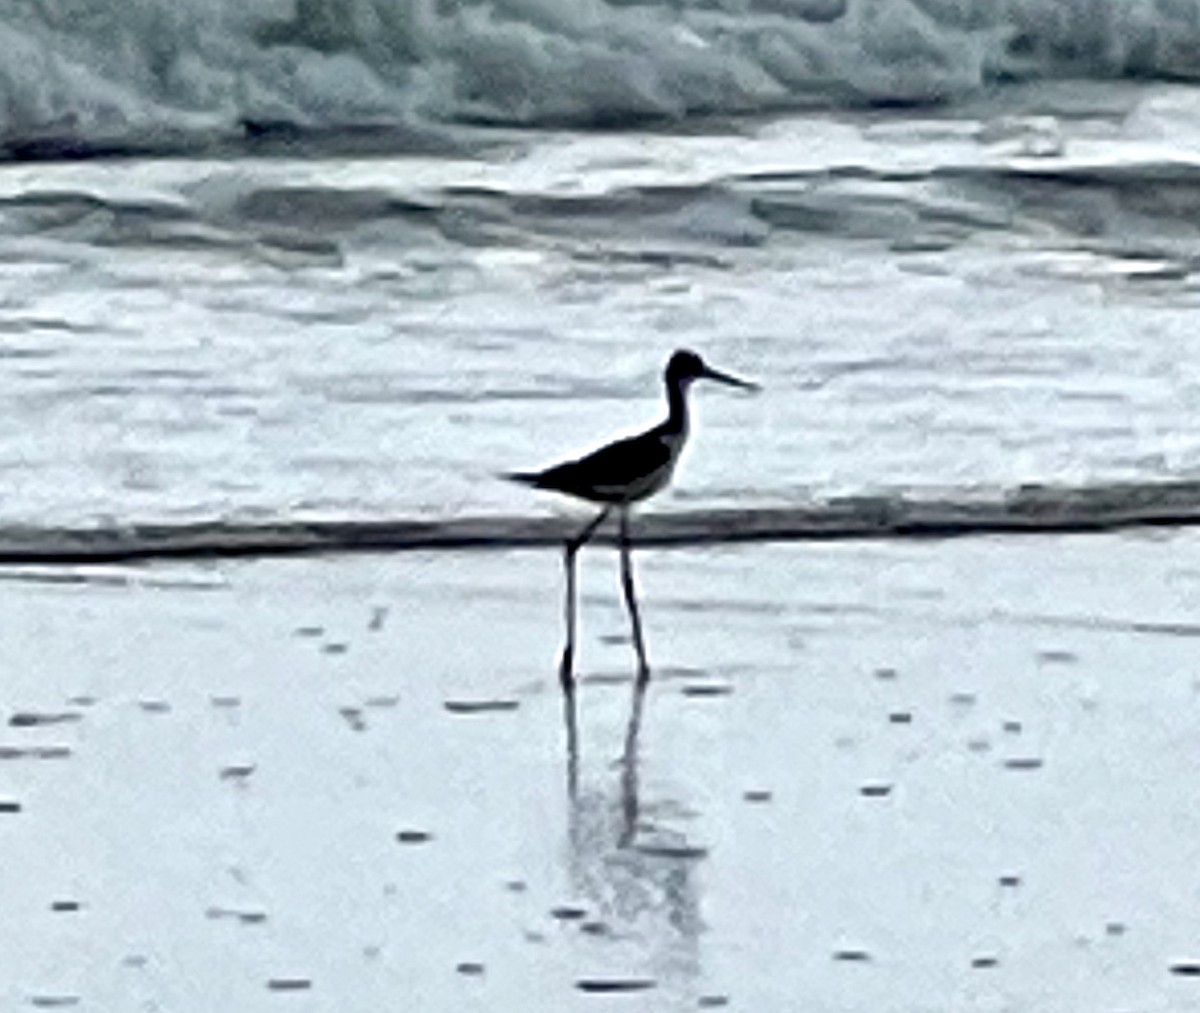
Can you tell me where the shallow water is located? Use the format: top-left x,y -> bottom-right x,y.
3,532 -> 1200,1010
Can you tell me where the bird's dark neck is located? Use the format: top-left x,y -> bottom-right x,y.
663,378 -> 689,436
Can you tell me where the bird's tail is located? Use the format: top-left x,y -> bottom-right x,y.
501,470 -> 544,487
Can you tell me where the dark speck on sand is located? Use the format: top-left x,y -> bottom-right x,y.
443,699 -> 519,715
364,695 -> 400,708
0,745 -> 71,760
575,979 -> 656,994
1003,757 -> 1044,770
635,843 -> 709,860
681,683 -> 733,697
206,906 -> 267,925
267,978 -> 312,991
9,711 -> 83,727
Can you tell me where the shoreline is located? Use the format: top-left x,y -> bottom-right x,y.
4,477 -> 1200,562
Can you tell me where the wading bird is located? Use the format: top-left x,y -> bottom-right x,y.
507,349 -> 758,688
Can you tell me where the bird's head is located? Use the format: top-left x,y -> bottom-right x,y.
665,348 -> 758,391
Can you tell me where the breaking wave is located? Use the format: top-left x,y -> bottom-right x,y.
4,479 -> 1200,563
9,158 -> 1200,270
4,0 -> 1200,156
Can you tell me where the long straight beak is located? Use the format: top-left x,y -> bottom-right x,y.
702,364 -> 760,391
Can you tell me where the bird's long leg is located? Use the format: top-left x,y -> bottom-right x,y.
561,507 -> 611,690
618,676 -> 648,848
618,506 -> 650,685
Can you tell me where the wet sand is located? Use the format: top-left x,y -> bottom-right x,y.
2,531 -> 1200,1011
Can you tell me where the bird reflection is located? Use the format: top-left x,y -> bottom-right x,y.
561,676 -> 703,987
616,677 -> 645,850
563,674 -> 646,845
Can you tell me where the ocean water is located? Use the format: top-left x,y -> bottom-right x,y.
5,1 -> 1200,548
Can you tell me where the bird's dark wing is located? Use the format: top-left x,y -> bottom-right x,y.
529,428 -> 674,498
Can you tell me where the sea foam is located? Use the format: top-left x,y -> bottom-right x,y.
2,0 -> 1200,156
